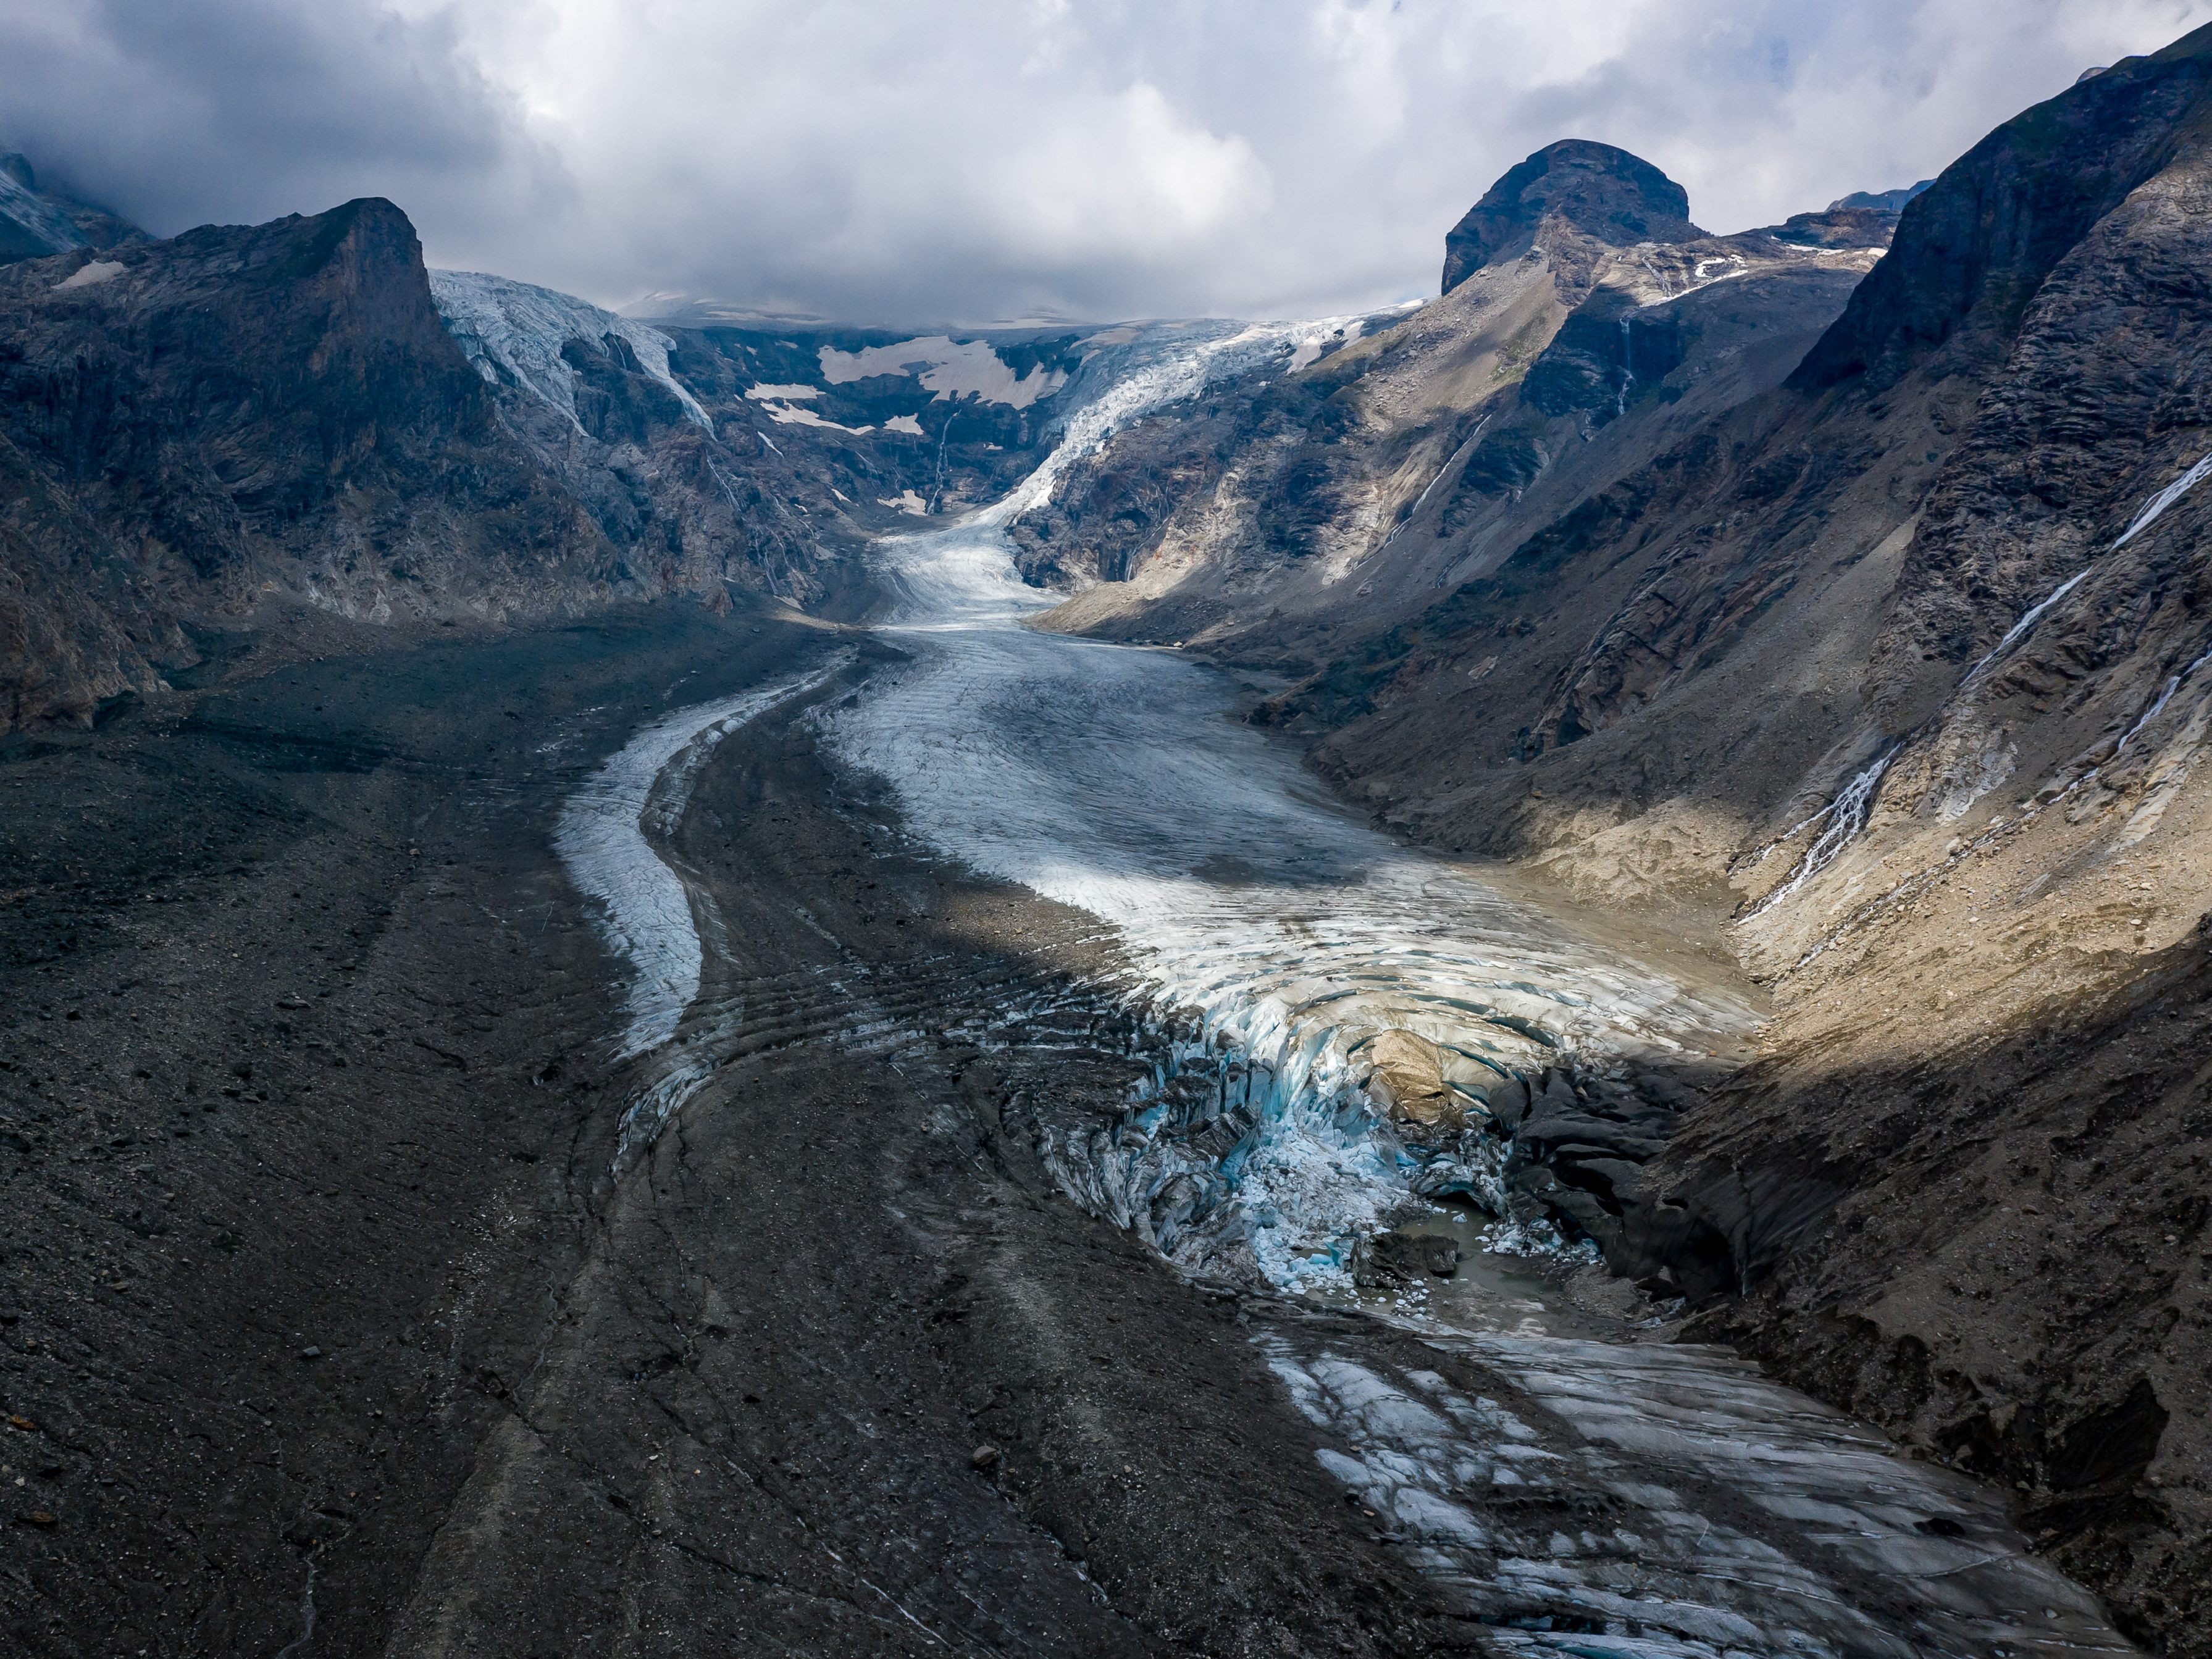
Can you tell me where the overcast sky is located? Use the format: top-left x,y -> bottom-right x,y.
5,0 -> 2210,325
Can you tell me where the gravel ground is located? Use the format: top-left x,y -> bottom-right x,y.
0,601 -> 1464,1657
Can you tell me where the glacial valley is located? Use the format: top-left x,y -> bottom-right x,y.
2,23 -> 2211,1659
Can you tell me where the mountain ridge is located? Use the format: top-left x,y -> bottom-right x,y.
1008,27 -> 2212,1647
6,36 -> 2212,1649
0,151 -> 143,267
0,191 -> 1137,732
0,198 -> 621,728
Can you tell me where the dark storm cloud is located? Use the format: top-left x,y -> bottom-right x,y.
5,0 -> 2210,324
0,0 -> 565,241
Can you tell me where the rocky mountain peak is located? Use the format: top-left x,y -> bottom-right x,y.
1826,181 -> 1932,212
1441,139 -> 1700,294
0,150 -> 142,266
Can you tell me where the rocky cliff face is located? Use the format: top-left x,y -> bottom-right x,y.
1006,145 -> 1748,631
1828,181 -> 1933,214
1020,27 -> 2212,1649
1021,187 -> 1891,669
0,188 -> 1102,732
0,199 -> 627,729
433,270 -> 1099,586
0,153 -> 141,268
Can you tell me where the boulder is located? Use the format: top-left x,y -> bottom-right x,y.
1486,1076 -> 1532,1130
1362,1029 -> 1465,1132
1352,1229 -> 1463,1286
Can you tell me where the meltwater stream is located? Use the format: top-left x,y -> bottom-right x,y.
563,323 -> 2139,1655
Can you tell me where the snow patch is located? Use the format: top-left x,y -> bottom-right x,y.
818,335 -> 1068,409
53,259 -> 124,291
759,401 -> 873,434
746,383 -> 821,400
1287,318 -> 1365,374
882,413 -> 925,436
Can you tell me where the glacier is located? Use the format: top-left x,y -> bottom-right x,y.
430,268 -> 712,433
545,315 -> 2140,1655
554,654 -> 850,1166
819,317 -> 1756,1290
0,166 -> 89,256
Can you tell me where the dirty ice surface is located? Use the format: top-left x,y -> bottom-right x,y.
1263,1317 -> 2131,1657
821,319 -> 1757,1290
556,656 -> 850,1064
559,317 -> 2139,1656
811,319 -> 2136,1657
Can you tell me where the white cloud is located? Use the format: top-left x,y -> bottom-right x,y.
978,81 -> 1270,261
5,0 -> 2210,324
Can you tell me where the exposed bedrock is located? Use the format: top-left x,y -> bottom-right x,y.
1020,142 -> 1895,659
0,198 -> 628,732
0,182 -> 1112,736
0,151 -> 141,267
1604,927 -> 2212,1651
1441,138 -> 1702,295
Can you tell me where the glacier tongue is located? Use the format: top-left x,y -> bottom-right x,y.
1262,1323 -> 2134,1658
540,312 -> 2139,1659
821,319 -> 1759,1290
